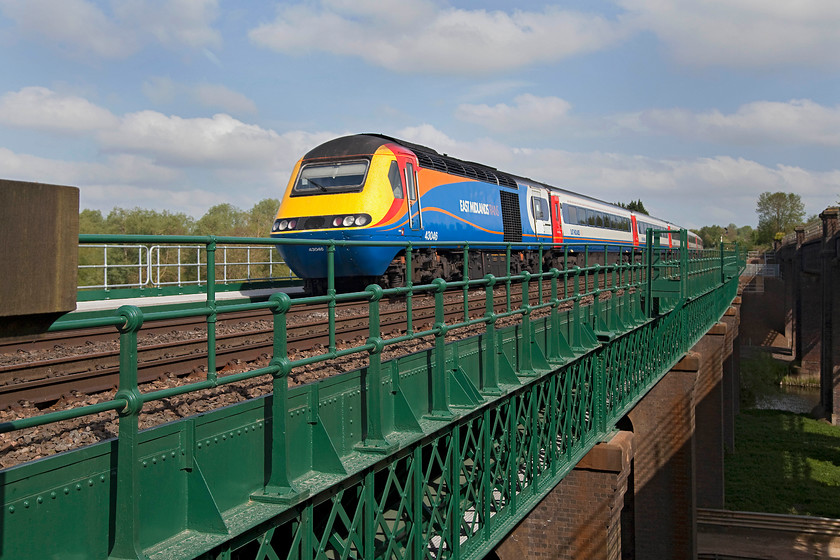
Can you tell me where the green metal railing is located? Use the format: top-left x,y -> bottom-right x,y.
0,232 -> 745,560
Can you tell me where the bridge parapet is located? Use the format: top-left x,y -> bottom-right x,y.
0,234 -> 745,559
759,207 -> 840,423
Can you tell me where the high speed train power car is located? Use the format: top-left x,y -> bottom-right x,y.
270,134 -> 701,293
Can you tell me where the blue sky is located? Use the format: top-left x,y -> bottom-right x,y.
0,0 -> 838,230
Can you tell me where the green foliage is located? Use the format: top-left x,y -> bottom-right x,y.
726,409 -> 840,517
77,199 -> 285,288
79,199 -> 281,237
755,191 -> 806,244
104,207 -> 195,236
691,223 -> 755,250
739,353 -> 788,408
244,198 -> 281,238
615,199 -> 649,214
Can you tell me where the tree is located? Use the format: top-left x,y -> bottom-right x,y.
194,203 -> 248,236
104,207 -> 194,236
615,199 -> 649,215
244,198 -> 281,238
79,209 -> 105,234
755,192 -> 805,244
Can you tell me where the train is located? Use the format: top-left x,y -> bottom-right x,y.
270,134 -> 701,294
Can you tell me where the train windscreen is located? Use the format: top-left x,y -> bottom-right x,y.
292,160 -> 369,196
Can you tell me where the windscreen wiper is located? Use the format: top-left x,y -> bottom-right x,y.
307,178 -> 329,192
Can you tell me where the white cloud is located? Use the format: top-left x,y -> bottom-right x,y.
617,0 -> 840,68
0,148 -> 179,186
249,1 -> 626,74
192,84 -> 257,115
142,77 -> 178,106
456,94 -> 573,132
142,79 -> 257,115
0,0 -> 138,58
0,86 -> 119,133
112,0 -> 221,49
393,125 -> 838,228
97,111 -> 320,168
621,99 -> 840,146
0,0 -> 220,59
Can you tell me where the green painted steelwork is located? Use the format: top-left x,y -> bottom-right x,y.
0,233 -> 745,559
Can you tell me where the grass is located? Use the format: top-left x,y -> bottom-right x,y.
725,409 -> 840,518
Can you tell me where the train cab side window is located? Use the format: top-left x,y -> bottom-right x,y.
388,161 -> 404,199
531,197 -> 548,221
405,162 -> 417,201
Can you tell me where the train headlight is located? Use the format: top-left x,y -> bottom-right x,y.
278,219 -> 289,231
354,215 -> 369,226
342,216 -> 355,227
333,217 -> 344,227
288,219 -> 297,229
272,220 -> 281,232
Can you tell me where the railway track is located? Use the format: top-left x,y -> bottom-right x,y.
1,284 -> 595,408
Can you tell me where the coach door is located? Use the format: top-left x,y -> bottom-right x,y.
550,194 -> 563,245
394,152 -> 422,231
528,186 -> 552,241
404,161 -> 423,230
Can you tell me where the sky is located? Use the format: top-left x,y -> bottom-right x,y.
0,0 -> 838,230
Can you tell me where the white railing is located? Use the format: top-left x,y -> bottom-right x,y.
78,244 -> 151,289
78,244 -> 296,291
744,263 -> 779,277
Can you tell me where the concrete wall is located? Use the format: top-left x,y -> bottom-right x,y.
0,179 -> 79,337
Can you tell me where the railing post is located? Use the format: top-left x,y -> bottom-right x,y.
571,267 -> 585,351
680,230 -> 688,300
256,292 -> 307,503
357,284 -> 395,452
109,305 -> 146,560
206,238 -> 217,382
483,274 -> 501,395
519,271 -> 534,374
463,243 -> 470,323
406,244 -> 413,335
429,278 -> 453,418
327,243 -> 336,353
506,245 -> 512,312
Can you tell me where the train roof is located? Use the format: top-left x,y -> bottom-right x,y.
303,133 -> 681,229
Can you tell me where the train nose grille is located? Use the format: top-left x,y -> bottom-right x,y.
304,216 -> 325,229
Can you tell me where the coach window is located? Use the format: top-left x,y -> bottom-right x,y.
388,161 -> 404,199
